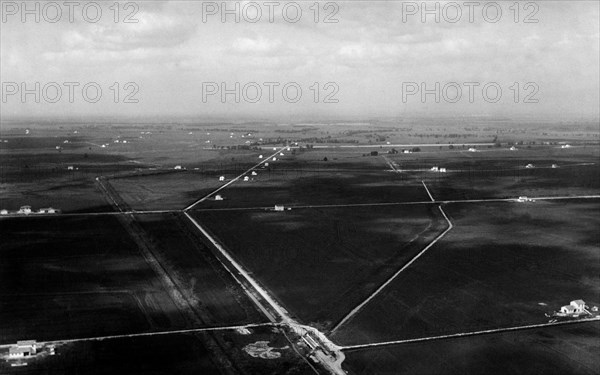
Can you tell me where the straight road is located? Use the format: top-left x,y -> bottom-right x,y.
0,323 -> 276,348
185,146 -> 288,211
341,317 -> 600,351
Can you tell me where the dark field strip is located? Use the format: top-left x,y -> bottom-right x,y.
134,213 -> 269,326
0,216 -> 188,343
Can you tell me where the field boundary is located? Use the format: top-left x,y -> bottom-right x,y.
330,182 -> 453,334
340,317 -> 600,351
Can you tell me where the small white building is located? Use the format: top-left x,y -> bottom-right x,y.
430,166 -> 439,172
561,144 -> 571,149
215,195 -> 224,201
0,209 -> 8,215
439,168 -> 447,173
174,165 -> 182,170
525,164 -> 534,169
38,208 -> 57,214
251,171 -> 257,176
279,152 -> 284,156
517,196 -> 533,202
403,150 -> 412,154
243,176 -> 250,181
259,155 -> 263,159
272,158 -> 277,161
510,146 -> 517,151
468,148 -> 477,152
570,299 -> 586,313
560,305 -> 576,314
67,166 -> 74,170
551,164 -> 559,169
264,163 -> 269,167
18,206 -> 32,214
274,205 -> 285,211
219,176 -> 225,181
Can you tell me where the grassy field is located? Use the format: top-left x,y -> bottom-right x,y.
193,205 -> 446,329
108,172 -> 226,211
197,169 -> 429,209
342,321 -> 600,375
0,216 -> 188,343
134,213 -> 268,325
392,146 -> 600,200
331,201 -> 600,345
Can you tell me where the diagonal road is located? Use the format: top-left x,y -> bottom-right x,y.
330,181 -> 453,333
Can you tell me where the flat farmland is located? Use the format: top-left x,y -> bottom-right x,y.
0,333 -> 223,375
390,147 -> 600,200
342,321 -> 600,375
0,326 -> 317,374
192,205 -> 447,329
134,213 -> 268,325
332,201 -> 600,345
0,152 -> 141,213
108,172 -> 225,211
197,169 -> 429,209
0,216 -> 187,343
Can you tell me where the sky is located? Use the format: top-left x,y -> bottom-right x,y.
1,0 -> 599,121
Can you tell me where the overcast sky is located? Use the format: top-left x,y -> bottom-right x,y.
1,1 -> 599,120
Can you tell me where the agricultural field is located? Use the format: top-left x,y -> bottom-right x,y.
133,213 -> 268,325
0,326 -> 317,375
196,168 -> 430,209
192,205 -> 447,328
108,172 -> 225,211
394,146 -> 600,200
331,200 -> 600,345
0,215 -> 188,343
342,321 -> 600,375
0,152 -> 138,213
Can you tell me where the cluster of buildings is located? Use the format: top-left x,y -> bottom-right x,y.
1,206 -> 60,215
559,300 -> 587,315
430,166 -> 447,173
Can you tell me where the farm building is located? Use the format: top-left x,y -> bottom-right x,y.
244,176 -> 250,181
517,196 -> 534,202
560,305 -> 576,314
215,195 -> 224,201
9,341 -> 37,358
273,157 -> 277,161
274,205 -> 285,211
561,144 -> 571,149
552,164 -> 559,168
67,166 -> 74,170
259,155 -> 263,158
570,300 -> 586,313
174,165 -> 183,170
38,208 -> 57,214
265,163 -> 269,167
525,164 -> 534,169
18,206 -> 32,214
439,168 -> 447,173
510,146 -> 517,151
430,166 -> 439,172
1,209 -> 8,215
468,148 -> 477,152
219,176 -> 225,181
251,171 -> 257,176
